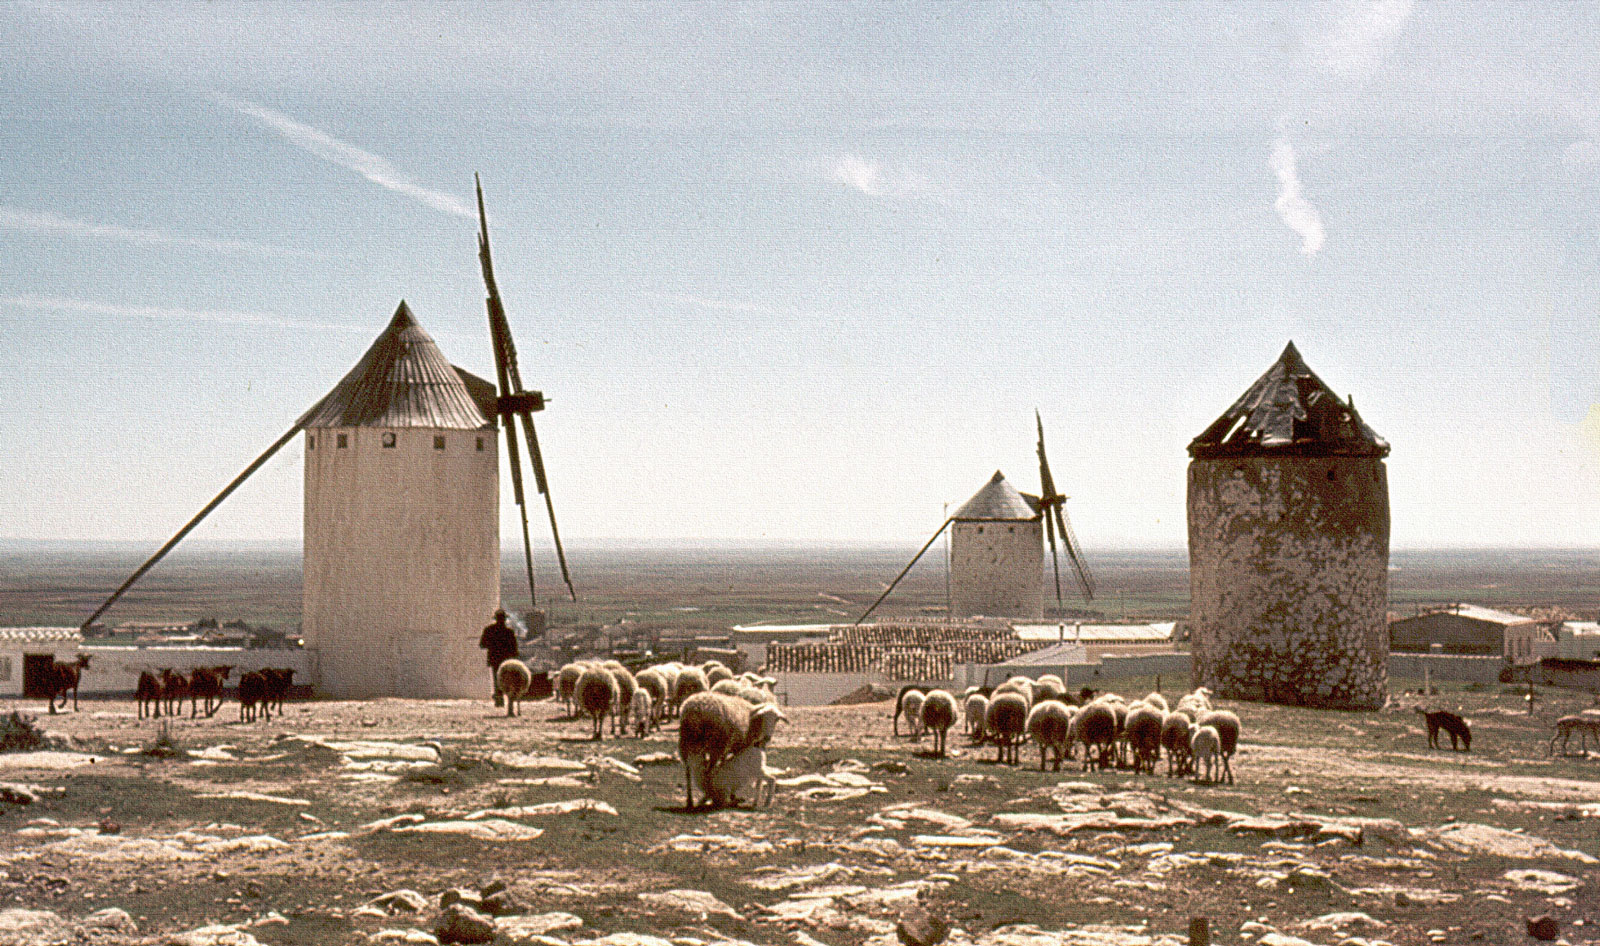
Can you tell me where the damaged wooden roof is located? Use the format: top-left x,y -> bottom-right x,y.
951,471 -> 1041,521
299,301 -> 497,430
1189,342 -> 1388,459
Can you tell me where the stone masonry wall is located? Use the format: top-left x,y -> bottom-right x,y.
1188,455 -> 1389,709
950,519 -> 1044,619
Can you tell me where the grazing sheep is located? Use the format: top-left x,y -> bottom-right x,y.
496,659 -> 532,717
920,689 -> 959,757
262,668 -> 295,715
656,664 -> 684,718
965,692 -> 991,742
577,667 -> 619,740
711,678 -> 742,697
1142,692 -> 1169,713
994,677 -> 1035,712
893,685 -> 924,736
605,663 -> 637,736
703,662 -> 734,688
555,663 -> 584,715
678,692 -> 785,809
631,689 -> 654,738
708,743 -> 778,808
985,692 -> 1029,765
1075,702 -> 1118,770
672,666 -> 709,715
635,668 -> 669,729
1195,709 -> 1240,784
1175,687 -> 1212,721
1026,700 -> 1073,771
44,655 -> 91,714
1160,712 -> 1194,777
136,670 -> 163,720
1549,714 -> 1600,757
1414,707 -> 1471,752
1190,724 -> 1222,783
1123,704 -> 1165,775
1034,675 -> 1066,705
237,670 -> 270,723
901,690 -> 927,739
159,668 -> 188,717
188,665 -> 233,718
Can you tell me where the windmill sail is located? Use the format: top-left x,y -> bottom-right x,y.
476,175 -> 576,606
1036,411 -> 1094,604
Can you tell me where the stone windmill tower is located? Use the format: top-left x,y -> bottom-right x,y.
948,472 -> 1045,619
301,301 -> 501,698
1187,342 -> 1390,709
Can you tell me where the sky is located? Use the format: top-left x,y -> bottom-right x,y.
2,1 -> 1598,553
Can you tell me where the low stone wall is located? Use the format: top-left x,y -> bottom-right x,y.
1386,653 -> 1502,684
771,672 -> 888,707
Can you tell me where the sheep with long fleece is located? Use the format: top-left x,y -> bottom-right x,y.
576,667 -> 619,740
1190,724 -> 1222,783
965,692 -> 991,742
985,692 -> 1029,765
678,692 -> 785,809
672,666 -> 710,715
1195,709 -> 1240,784
634,668 -> 669,730
555,663 -> 585,715
604,662 -> 637,736
993,676 -> 1035,712
703,662 -> 734,688
496,659 -> 532,717
893,685 -> 924,737
919,689 -> 959,757
1075,701 -> 1118,771
1160,712 -> 1194,777
1122,703 -> 1165,775
1033,674 -> 1067,705
631,689 -> 654,738
1026,700 -> 1074,772
901,690 -> 927,739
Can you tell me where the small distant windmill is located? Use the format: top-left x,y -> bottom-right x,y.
855,412 -> 1094,624
475,175 -> 576,608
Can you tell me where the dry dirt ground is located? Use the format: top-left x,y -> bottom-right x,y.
1,680 -> 1598,946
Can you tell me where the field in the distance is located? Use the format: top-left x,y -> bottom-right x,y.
1,678 -> 1597,946
3,544 -> 1599,631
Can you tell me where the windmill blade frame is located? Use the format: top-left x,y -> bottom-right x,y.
1036,410 -> 1094,604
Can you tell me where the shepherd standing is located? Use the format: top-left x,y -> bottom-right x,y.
479,609 -> 518,706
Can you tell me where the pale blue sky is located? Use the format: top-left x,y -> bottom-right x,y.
2,1 -> 1597,550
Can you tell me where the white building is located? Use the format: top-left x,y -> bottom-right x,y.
949,471 -> 1044,620
301,302 -> 501,698
1555,621 -> 1600,661
0,628 -> 81,698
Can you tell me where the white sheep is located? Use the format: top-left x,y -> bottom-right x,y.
1026,700 -> 1073,771
708,743 -> 778,808
986,692 -> 1029,765
630,688 -> 654,738
1195,709 -> 1240,784
576,667 -> 618,740
920,689 -> 959,757
496,659 -> 532,717
634,668 -> 668,730
1122,702 -> 1165,775
678,691 -> 785,809
965,692 -> 990,742
901,690 -> 927,739
604,662 -> 637,736
672,666 -> 710,715
1190,724 -> 1222,783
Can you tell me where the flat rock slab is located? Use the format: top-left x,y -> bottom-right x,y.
636,889 -> 743,921
391,819 -> 545,842
633,752 -> 677,766
305,739 -> 441,762
0,751 -> 104,770
974,923 -> 1186,945
913,834 -> 1005,849
168,923 -> 267,946
465,799 -> 619,820
746,861 -> 849,891
370,931 -> 440,945
489,751 -> 588,771
196,791 -> 311,806
0,907 -> 138,946
1426,823 -> 1599,863
1504,869 -> 1585,894
1300,912 -> 1385,931
495,912 -> 584,939
879,805 -> 973,831
653,833 -> 776,856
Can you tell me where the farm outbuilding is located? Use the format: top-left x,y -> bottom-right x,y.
0,627 -> 82,698
1388,605 -> 1551,663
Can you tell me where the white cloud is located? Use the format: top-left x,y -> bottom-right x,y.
0,294 -> 361,334
1311,0 -> 1414,77
0,205 -> 309,256
1270,138 -> 1325,257
215,94 -> 472,218
830,155 -> 928,198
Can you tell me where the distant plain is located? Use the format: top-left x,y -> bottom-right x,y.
3,544 -> 1597,631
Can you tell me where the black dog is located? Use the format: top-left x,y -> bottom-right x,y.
1416,707 -> 1472,751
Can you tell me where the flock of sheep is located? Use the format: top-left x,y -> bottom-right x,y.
496,656 -> 786,810
896,678 -> 1242,784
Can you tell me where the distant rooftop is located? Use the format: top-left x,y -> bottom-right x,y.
951,471 -> 1039,522
1189,342 -> 1388,459
1404,604 -> 1536,626
1012,622 -> 1177,643
0,627 -> 81,644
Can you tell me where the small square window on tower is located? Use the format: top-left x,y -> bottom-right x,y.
476,436 -> 484,452
382,432 -> 397,449
434,435 -> 446,450
337,433 -> 348,449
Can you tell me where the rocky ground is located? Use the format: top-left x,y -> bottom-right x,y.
1,679 -> 1597,946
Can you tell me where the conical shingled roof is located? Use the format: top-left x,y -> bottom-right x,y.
299,301 -> 497,430
1188,342 -> 1387,458
951,471 -> 1040,521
